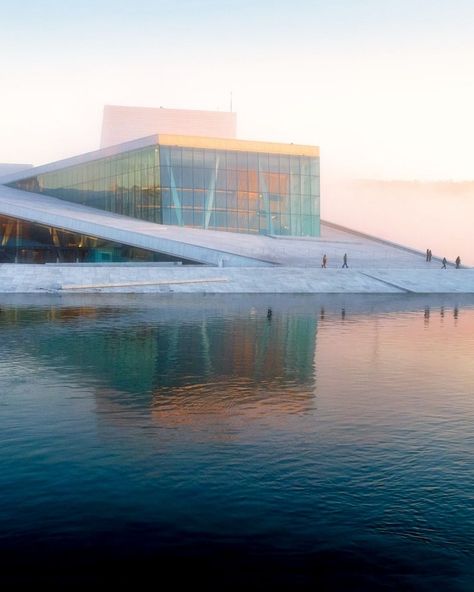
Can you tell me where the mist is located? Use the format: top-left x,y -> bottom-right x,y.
322,176 -> 474,266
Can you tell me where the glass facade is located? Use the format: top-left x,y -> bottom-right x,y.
10,140 -> 320,237
0,215 -> 198,264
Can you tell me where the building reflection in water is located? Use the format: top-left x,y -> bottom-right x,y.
2,298 -> 472,437
0,305 -> 318,431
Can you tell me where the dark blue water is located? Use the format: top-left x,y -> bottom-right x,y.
1,294 -> 473,589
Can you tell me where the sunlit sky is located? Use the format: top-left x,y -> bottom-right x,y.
1,0 -> 474,180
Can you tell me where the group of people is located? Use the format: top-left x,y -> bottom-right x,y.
427,249 -> 462,269
319,250 -> 463,269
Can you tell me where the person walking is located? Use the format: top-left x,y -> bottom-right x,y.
441,257 -> 447,269
342,253 -> 348,268
321,254 -> 327,268
455,256 -> 461,269
426,248 -> 430,262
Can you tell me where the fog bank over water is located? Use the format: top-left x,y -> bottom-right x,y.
322,178 -> 474,267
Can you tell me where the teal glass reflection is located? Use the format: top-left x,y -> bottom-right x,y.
9,143 -> 319,237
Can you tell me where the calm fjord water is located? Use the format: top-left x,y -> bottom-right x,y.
1,294 -> 473,589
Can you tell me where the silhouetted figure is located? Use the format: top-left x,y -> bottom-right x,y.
321,254 -> 327,268
267,307 -> 272,320
320,307 -> 325,320
341,307 -> 346,320
342,253 -> 348,268
426,248 -> 430,262
455,256 -> 461,269
428,249 -> 432,262
441,257 -> 447,269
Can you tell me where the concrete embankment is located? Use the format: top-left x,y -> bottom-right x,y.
1,264 -> 474,294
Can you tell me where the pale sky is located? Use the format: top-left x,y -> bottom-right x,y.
1,0 -> 474,180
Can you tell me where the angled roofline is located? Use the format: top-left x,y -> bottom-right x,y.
157,134 -> 319,157
0,135 -> 160,184
0,134 -> 319,185
0,184 -> 273,267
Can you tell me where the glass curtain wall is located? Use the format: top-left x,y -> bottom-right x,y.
160,146 -> 320,236
10,144 -> 320,237
0,215 -> 196,264
11,147 -> 162,223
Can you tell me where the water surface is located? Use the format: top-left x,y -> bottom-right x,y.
1,294 -> 473,589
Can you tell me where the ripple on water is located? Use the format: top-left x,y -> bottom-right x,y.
0,296 -> 474,588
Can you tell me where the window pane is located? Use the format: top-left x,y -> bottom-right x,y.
193,149 -> 204,167
204,150 -> 217,168
226,151 -> 237,170
182,148 -> 193,167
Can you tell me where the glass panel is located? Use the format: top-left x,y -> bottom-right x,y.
279,173 -> 289,195
170,147 -> 181,168
160,146 -> 170,165
181,148 -> 193,168
247,153 -> 258,170
214,191 -> 227,210
301,195 -> 313,217
193,190 -> 205,210
193,208 -> 205,228
289,157 -> 300,175
181,167 -> 193,187
227,190 -> 238,210
237,170 -> 248,191
237,152 -> 248,170
162,208 -> 172,224
290,172 -> 301,195
204,150 -> 217,168
226,210 -> 238,229
291,195 -> 301,216
216,169 -> 227,191
182,209 -> 194,226
301,215 -> 312,236
258,153 -> 269,172
301,175 -> 311,196
162,188 -> 172,208
193,149 -> 204,167
226,169 -> 238,190
248,170 -> 258,192
146,148 -> 155,169
180,189 -> 193,207
270,213 -> 281,234
248,192 -> 259,211
269,195 -> 280,213
300,157 -> 311,176
236,192 -> 249,211
171,165 -> 182,188
193,168 -> 205,189
279,155 -> 290,173
280,212 -> 291,235
238,211 -> 249,230
214,211 -> 227,228
226,151 -> 237,170
268,154 -> 280,172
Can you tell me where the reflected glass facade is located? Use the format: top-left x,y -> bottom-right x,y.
0,214 -> 198,264
10,138 -> 320,237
